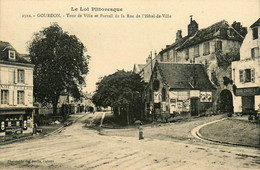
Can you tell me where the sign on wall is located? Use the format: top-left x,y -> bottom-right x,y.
190,90 -> 200,98
169,99 -> 176,113
200,92 -> 212,102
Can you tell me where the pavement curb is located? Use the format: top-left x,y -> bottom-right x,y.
191,118 -> 260,149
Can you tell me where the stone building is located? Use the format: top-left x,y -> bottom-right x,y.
0,41 -> 35,136
232,18 -> 260,113
145,61 -> 216,120
157,18 -> 246,113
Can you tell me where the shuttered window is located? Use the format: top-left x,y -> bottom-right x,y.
240,69 -> 255,83
245,69 -> 251,82
251,68 -> 255,82
203,42 -> 210,55
216,41 -> 222,51
1,90 -> 9,104
194,45 -> 199,57
17,91 -> 24,105
251,47 -> 259,59
18,70 -> 25,83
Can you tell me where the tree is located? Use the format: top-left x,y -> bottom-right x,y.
28,23 -> 90,114
92,70 -> 144,124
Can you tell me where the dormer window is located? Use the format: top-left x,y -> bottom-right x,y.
9,50 -> 16,60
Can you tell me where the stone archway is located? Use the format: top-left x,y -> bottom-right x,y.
218,89 -> 234,113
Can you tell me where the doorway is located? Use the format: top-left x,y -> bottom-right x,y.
190,98 -> 199,116
242,96 -> 254,113
219,90 -> 233,113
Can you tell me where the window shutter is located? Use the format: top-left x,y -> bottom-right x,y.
13,90 -> 17,105
14,69 -> 17,84
256,48 -> 259,58
239,70 -> 244,83
9,90 -> 13,106
24,90 -> 28,106
251,68 -> 255,82
24,70 -> 28,85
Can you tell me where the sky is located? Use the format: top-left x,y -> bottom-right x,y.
0,0 -> 259,93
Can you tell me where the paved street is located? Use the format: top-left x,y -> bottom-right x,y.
0,112 -> 259,170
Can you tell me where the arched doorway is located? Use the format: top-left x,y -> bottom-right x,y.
218,90 -> 233,113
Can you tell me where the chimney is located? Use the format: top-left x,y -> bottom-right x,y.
175,30 -> 182,42
188,15 -> 198,36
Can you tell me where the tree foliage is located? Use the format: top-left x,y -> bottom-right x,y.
92,70 -> 144,124
216,47 -> 240,67
28,23 -> 90,114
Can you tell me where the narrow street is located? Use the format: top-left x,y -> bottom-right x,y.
0,112 -> 259,170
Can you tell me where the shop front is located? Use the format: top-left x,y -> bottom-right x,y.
0,108 -> 34,136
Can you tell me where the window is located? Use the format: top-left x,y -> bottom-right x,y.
251,47 -> 259,59
252,27 -> 258,40
194,45 -> 199,57
240,69 -> 255,83
216,41 -> 222,51
1,90 -> 9,104
185,48 -> 189,60
245,69 -> 251,82
8,70 -> 15,84
17,91 -> 24,104
18,70 -> 25,83
162,88 -> 166,101
203,42 -> 210,55
8,50 -> 15,59
167,51 -> 170,61
153,80 -> 160,92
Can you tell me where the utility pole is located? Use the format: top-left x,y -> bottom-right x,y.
150,51 -> 154,121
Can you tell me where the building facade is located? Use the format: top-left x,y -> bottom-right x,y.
232,18 -> 260,113
0,41 -> 35,136
145,61 -> 216,120
157,18 -> 246,113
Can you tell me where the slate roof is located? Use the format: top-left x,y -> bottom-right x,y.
250,18 -> 260,28
156,62 -> 216,90
177,20 -> 244,50
0,41 -> 31,64
159,35 -> 190,54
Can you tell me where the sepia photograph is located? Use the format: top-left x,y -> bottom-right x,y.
0,0 -> 259,169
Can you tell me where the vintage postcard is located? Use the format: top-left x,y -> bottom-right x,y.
0,0 -> 259,169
